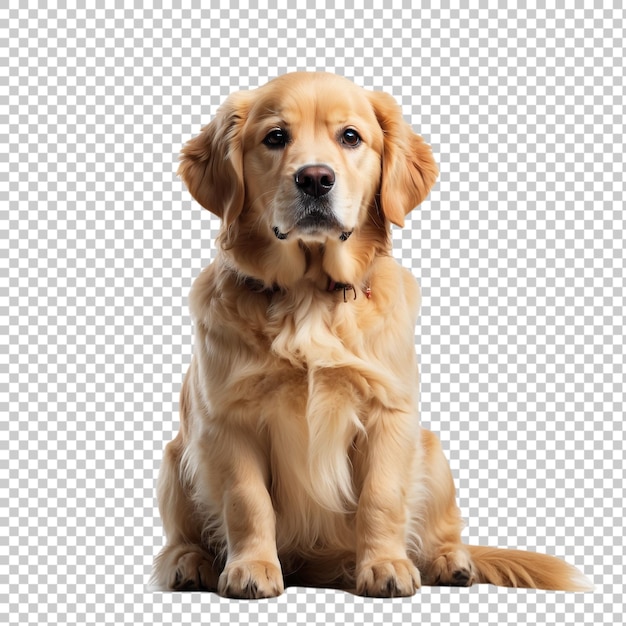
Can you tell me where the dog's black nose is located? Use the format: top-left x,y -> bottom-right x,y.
295,165 -> 335,198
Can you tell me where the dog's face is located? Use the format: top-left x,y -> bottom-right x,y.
178,72 -> 438,246
242,73 -> 384,243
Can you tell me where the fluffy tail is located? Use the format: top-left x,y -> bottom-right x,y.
467,545 -> 593,592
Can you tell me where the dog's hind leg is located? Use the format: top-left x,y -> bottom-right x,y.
410,428 -> 476,587
151,433 -> 220,591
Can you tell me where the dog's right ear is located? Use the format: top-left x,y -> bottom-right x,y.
178,91 -> 252,227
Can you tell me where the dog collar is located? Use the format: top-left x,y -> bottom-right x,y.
328,279 -> 372,302
241,275 -> 280,295
328,279 -> 355,302
240,274 -> 370,302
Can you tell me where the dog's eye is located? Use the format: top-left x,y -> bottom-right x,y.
340,128 -> 361,147
263,128 -> 289,148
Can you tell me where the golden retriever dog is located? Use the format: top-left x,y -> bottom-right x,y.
152,72 -> 591,598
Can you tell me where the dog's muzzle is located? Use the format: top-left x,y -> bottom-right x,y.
272,164 -> 353,242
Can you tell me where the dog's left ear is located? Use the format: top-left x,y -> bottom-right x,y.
368,90 -> 438,227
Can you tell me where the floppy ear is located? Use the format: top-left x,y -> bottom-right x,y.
368,90 -> 438,227
177,91 -> 252,226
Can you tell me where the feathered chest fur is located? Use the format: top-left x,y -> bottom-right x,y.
185,252 -> 421,520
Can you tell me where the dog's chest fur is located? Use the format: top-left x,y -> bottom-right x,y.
188,254 -> 421,543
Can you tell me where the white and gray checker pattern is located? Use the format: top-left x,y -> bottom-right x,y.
2,6 -> 623,626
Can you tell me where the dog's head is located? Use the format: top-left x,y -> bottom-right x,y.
178,72 -> 437,250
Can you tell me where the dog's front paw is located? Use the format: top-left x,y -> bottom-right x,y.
356,559 -> 421,597
218,560 -> 284,599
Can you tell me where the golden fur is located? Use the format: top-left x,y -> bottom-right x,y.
152,72 -> 591,598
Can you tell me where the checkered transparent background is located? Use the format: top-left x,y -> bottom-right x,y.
2,6 -> 624,626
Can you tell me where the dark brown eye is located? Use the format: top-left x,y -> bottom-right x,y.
340,128 -> 361,147
263,128 -> 289,148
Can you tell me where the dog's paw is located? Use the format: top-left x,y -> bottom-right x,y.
218,560 -> 284,599
356,559 -> 421,597
166,548 -> 219,591
426,548 -> 476,587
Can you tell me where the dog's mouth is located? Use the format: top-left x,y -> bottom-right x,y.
273,225 -> 353,242
273,210 -> 352,242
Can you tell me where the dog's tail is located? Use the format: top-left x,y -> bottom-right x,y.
466,545 -> 593,591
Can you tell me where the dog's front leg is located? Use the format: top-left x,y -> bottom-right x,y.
211,428 -> 284,599
355,409 -> 421,597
